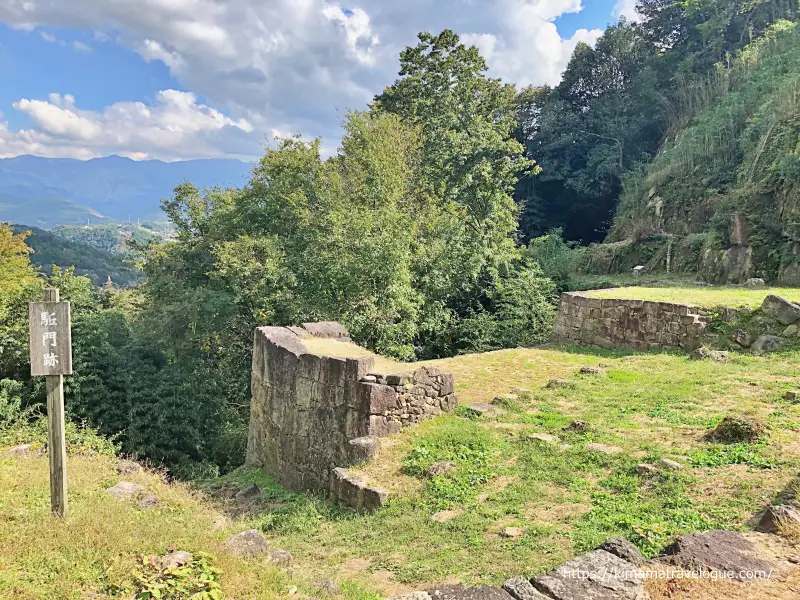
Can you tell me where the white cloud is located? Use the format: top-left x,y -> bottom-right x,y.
1,90 -> 253,160
0,0 -> 609,159
72,40 -> 92,53
613,0 -> 641,22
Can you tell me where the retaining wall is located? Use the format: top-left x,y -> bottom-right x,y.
551,291 -> 714,351
246,322 -> 457,501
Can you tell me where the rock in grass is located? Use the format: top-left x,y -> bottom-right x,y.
690,347 -> 711,360
636,463 -> 658,476
597,537 -> 644,566
706,415 -> 765,443
545,379 -> 572,389
745,278 -> 765,289
466,403 -> 498,417
587,443 -> 623,455
751,335 -> 782,355
660,530 -> 775,581
430,509 -> 463,523
579,366 -> 603,375
527,433 -> 557,444
224,529 -> 270,558
425,461 -> 457,477
266,547 -> 293,567
158,550 -> 193,570
424,584 -> 514,600
657,458 -> 684,471
106,481 -> 147,501
784,391 -> 800,403
502,576 -> 550,600
501,527 -> 525,539
493,393 -> 519,404
313,578 -> 342,597
734,329 -> 754,347
761,295 -> 800,326
564,420 -> 590,433
756,504 -> 800,534
783,324 -> 800,337
138,492 -> 160,509
709,351 -> 729,363
532,549 -> 647,600
388,594 -> 433,600
235,483 -> 261,500
116,458 -> 143,475
4,444 -> 36,458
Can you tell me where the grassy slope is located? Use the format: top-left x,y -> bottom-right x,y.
3,344 -> 800,598
580,286 -> 800,308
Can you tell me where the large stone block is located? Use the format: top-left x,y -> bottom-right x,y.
761,294 -> 800,325
359,383 -> 398,414
532,549 -> 647,600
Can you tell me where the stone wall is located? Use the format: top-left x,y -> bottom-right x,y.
246,322 -> 458,499
551,291 -> 713,351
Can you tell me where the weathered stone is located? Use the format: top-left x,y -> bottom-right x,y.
386,373 -> 412,386
636,463 -> 657,476
707,415 -> 765,443
587,443 -> 624,455
756,504 -> 800,534
4,444 -> 36,458
117,458 -> 143,475
425,461 -> 457,477
266,547 -> 293,567
632,266 -> 646,277
690,347 -> 711,360
301,321 -> 350,338
362,383 -> 398,414
745,278 -> 766,289
501,526 -> 524,538
734,329 -> 754,347
597,537 -> 644,566
528,433 -> 557,444
501,577 -> 550,600
545,379 -> 572,389
225,529 -> 270,558
761,295 -> 800,325
493,393 -> 519,403
709,351 -> 729,363
466,403 -> 498,417
329,467 -> 388,511
579,366 -> 603,375
106,481 -> 147,501
430,509 -> 463,523
657,458 -> 683,471
425,584 -> 513,600
348,436 -> 381,463
752,334 -> 781,355
660,530 -> 775,581
388,594 -> 433,600
313,578 -> 342,597
783,324 -> 799,337
783,391 -> 800,403
158,551 -> 193,570
235,483 -> 261,500
565,420 -> 590,433
361,375 -> 377,383
532,549 -> 648,600
138,492 -> 160,509
440,374 -> 455,396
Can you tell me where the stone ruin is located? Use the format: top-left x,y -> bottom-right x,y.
246,322 -> 458,509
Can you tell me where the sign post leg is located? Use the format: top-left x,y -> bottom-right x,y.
43,288 -> 67,518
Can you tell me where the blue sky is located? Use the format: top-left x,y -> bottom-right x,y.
0,0 -> 633,161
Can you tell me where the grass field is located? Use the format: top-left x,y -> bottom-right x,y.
3,344 -> 800,599
580,285 -> 800,309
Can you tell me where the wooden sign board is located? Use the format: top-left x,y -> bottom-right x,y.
28,301 -> 73,376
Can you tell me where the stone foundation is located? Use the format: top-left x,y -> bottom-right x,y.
246,322 -> 458,505
551,291 -> 714,351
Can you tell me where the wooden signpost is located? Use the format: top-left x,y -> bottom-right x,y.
28,288 -> 72,518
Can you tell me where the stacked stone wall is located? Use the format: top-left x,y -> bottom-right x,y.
246,323 -> 458,500
551,291 -> 714,351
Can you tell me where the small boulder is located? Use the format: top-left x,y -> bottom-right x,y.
348,436 -> 381,463
235,484 -> 261,500
466,403 -> 498,417
657,458 -> 684,471
138,492 -> 160,509
734,329 -> 754,347
564,420 -> 590,433
761,295 -> 800,326
424,584 -> 513,600
266,547 -> 293,567
225,529 -> 270,558
501,526 -> 524,539
532,549 -> 647,600
388,594 -> 433,600
4,444 -> 37,458
709,351 -> 729,363
783,391 -> 800,403
545,379 -> 572,389
756,504 -> 800,534
527,433 -> 557,444
783,324 -> 800,337
313,578 -> 342,597
493,393 -> 519,404
579,366 -> 603,375
587,443 -> 623,455
751,334 -> 782,355
158,550 -> 193,570
597,536 -> 644,566
660,530 -> 774,581
430,509 -> 463,523
690,347 -> 711,361
636,463 -> 657,476
707,415 -> 765,443
502,577 -> 550,600
745,278 -> 766,289
116,458 -> 143,475
106,481 -> 147,501
425,461 -> 457,477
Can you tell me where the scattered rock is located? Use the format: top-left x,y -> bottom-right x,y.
430,509 -> 463,523
709,351 -> 729,363
512,388 -> 532,395
751,335 -> 782,355
313,578 -> 342,597
756,504 -> 800,534
158,550 -> 193,570
235,484 -> 261,500
348,436 -> 381,463
659,530 -> 775,581
501,527 -> 524,539
425,461 -> 458,477
501,576 -> 550,600
532,549 -> 647,600
116,458 -> 143,475
783,391 -> 800,403
734,329 -> 754,347
138,492 -> 160,509
564,420 -> 590,433
388,594 -> 433,600
597,537 -> 644,567
466,403 -> 498,417
266,547 -> 293,567
745,278 -> 766,289
224,529 -> 270,558
761,295 -> 800,326
657,458 -> 684,471
425,584 -> 513,600
361,375 -> 378,383
587,443 -> 624,455
211,513 -> 232,531
783,324 -> 800,337
106,481 -> 147,501
707,415 -> 765,443
690,347 -> 711,361
527,433 -> 557,444
579,366 -> 603,375
4,444 -> 36,458
545,379 -> 572,389
636,463 -> 658,476
493,393 -> 519,404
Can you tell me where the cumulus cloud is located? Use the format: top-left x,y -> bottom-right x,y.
613,0 -> 641,22
0,0 -> 608,160
0,90 -> 254,160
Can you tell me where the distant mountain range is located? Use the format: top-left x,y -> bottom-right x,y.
0,155 -> 253,227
